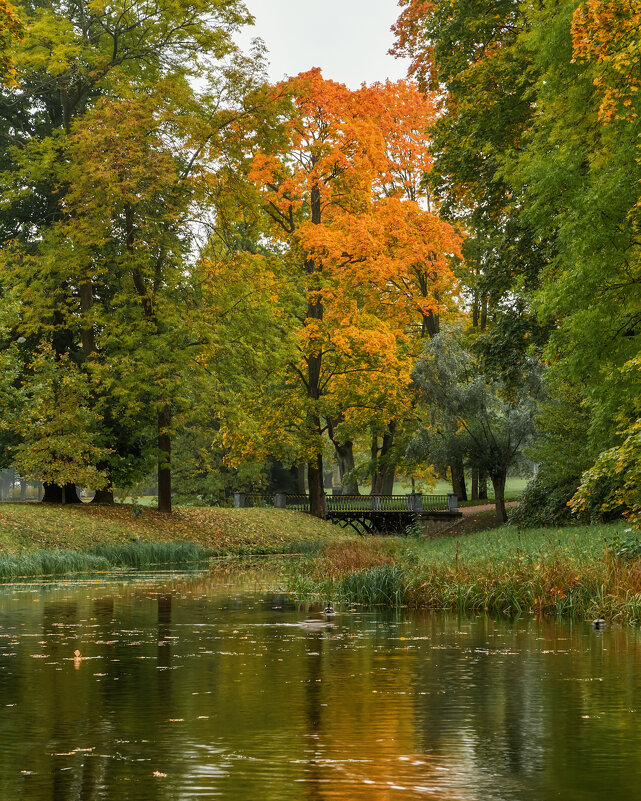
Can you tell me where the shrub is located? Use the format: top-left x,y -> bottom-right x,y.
509,472 -> 577,527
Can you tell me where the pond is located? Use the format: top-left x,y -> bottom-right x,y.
0,562 -> 640,800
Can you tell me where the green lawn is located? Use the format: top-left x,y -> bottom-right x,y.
383,476 -> 529,501
0,502 -> 344,556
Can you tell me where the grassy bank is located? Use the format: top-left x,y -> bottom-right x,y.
287,521 -> 641,623
0,502 -> 345,577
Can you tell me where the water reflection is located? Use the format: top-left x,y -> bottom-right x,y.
0,566 -> 639,799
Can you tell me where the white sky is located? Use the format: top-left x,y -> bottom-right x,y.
239,0 -> 410,88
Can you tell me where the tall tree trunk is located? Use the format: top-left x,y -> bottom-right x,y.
479,470 -> 488,500
491,471 -> 507,523
327,416 -> 358,495
335,440 -> 358,494
371,423 -> 396,495
297,462 -> 307,494
158,405 -> 171,514
421,310 -> 440,339
451,461 -> 468,502
307,453 -> 326,519
304,184 -> 325,519
370,435 -> 382,494
480,294 -> 488,331
471,468 -> 479,502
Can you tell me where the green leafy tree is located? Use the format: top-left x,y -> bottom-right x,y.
410,331 -> 540,521
0,0 -> 262,509
9,345 -> 110,500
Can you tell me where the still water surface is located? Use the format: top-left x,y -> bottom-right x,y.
0,562 -> 640,800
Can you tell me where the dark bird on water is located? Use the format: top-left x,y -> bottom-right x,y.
593,618 -> 606,629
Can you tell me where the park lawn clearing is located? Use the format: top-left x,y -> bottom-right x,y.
0,502 -> 346,557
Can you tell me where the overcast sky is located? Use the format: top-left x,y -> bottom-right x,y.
239,0 -> 410,88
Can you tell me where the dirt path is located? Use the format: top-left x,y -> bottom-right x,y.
460,500 -> 519,516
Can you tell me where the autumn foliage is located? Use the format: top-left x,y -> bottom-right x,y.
233,70 -> 461,513
572,0 -> 641,122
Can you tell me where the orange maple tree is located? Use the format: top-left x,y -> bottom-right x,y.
245,70 -> 461,515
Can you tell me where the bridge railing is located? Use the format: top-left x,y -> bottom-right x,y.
234,492 -> 457,513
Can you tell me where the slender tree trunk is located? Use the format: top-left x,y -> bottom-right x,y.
335,440 -> 358,494
371,424 -> 396,495
304,184 -> 326,519
307,453 -> 326,519
491,471 -> 507,523
471,468 -> 479,501
327,417 -> 358,495
479,471 -> 488,500
381,424 -> 396,494
297,462 -> 307,495
370,435 -> 382,494
158,405 -> 171,514
451,461 -> 468,502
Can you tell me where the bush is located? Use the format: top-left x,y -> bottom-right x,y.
509,472 -> 578,527
511,468 -> 626,529
607,531 -> 641,561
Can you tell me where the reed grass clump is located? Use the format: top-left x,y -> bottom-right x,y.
87,541 -> 211,567
0,540 -> 213,579
0,549 -> 111,578
288,522 -> 641,623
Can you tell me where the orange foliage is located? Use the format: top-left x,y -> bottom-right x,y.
572,0 -> 641,122
0,0 -> 21,85
243,69 -> 462,464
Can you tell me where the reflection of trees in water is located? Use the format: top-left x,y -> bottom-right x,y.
40,599 -> 107,801
303,631 -> 323,801
410,614 -> 546,784
4,578 -> 641,800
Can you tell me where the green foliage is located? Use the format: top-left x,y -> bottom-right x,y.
570,419 -> 641,528
0,0 -> 264,505
405,514 -> 424,538
508,472 -> 577,528
409,329 -> 540,518
7,345 -> 110,489
607,531 -> 641,562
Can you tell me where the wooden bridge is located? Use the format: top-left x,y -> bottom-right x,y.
233,492 -> 461,535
